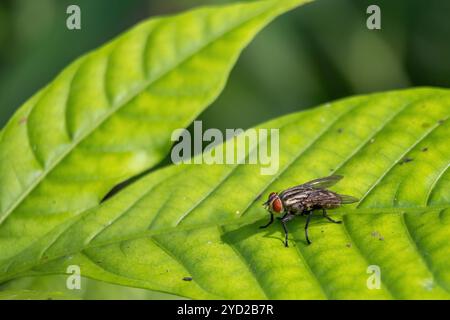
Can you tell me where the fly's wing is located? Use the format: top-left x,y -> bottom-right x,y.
302,175 -> 344,190
280,175 -> 344,201
338,194 -> 359,204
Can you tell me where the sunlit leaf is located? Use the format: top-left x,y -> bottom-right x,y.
0,0 -> 309,265
2,88 -> 449,299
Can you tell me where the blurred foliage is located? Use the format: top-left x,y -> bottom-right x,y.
0,0 -> 449,130
0,0 -> 448,299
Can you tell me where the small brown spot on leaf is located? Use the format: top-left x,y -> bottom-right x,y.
371,231 -> 384,241
421,147 -> 428,152
398,157 -> 413,165
183,277 -> 193,281
19,117 -> 28,125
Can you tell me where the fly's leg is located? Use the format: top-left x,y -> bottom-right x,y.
281,213 -> 295,247
305,211 -> 313,245
276,212 -> 289,221
322,209 -> 342,224
259,213 -> 274,229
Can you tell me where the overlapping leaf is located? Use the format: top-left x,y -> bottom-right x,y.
0,0 -> 310,266
1,88 -> 449,299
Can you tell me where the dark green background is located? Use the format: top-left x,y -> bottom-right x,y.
1,0 -> 449,131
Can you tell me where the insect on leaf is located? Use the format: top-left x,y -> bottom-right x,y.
0,0 -> 312,265
1,87 -> 449,299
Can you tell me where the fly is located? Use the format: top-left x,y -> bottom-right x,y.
260,175 -> 359,247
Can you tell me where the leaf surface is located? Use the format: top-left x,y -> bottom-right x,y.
0,289 -> 78,300
0,275 -> 182,300
0,0 -> 309,263
2,88 -> 449,299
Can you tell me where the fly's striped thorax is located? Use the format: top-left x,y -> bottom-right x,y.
281,189 -> 310,206
279,187 -> 314,211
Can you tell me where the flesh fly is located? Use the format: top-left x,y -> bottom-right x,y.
260,175 -> 358,247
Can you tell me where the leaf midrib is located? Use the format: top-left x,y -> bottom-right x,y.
0,2 -> 281,226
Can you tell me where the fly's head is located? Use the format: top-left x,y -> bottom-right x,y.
263,192 -> 284,214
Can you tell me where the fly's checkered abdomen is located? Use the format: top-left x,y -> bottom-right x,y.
308,190 -> 342,208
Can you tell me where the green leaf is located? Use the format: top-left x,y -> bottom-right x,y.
1,88 -> 449,299
0,275 -> 183,300
0,0 -> 310,264
0,289 -> 79,300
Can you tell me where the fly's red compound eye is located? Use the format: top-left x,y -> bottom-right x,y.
272,198 -> 283,213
